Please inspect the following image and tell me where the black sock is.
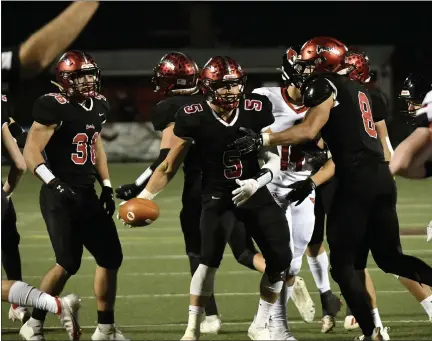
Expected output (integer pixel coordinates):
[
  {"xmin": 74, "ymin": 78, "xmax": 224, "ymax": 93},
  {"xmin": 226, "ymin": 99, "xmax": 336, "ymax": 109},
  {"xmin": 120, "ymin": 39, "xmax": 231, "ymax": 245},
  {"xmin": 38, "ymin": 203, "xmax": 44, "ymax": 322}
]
[
  {"xmin": 32, "ymin": 309, "xmax": 48, "ymax": 322},
  {"xmin": 97, "ymin": 310, "xmax": 114, "ymax": 324},
  {"xmin": 346, "ymin": 304, "xmax": 353, "ymax": 316}
]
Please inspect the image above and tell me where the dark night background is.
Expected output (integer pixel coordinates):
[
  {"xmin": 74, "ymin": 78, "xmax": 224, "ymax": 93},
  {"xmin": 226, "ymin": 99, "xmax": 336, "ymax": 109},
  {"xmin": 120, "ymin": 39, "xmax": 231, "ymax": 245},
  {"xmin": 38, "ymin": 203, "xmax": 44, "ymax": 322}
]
[{"xmin": 2, "ymin": 1, "xmax": 431, "ymax": 125}]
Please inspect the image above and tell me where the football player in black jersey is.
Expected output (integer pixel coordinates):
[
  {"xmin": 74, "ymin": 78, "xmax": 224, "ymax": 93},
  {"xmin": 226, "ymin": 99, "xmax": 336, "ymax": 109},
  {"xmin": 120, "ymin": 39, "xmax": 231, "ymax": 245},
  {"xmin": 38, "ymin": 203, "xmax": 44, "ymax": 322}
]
[
  {"xmin": 229, "ymin": 36, "xmax": 432, "ymax": 340},
  {"xmin": 140, "ymin": 56, "xmax": 291, "ymax": 340},
  {"xmin": 22, "ymin": 51, "xmax": 126, "ymax": 341},
  {"xmin": 115, "ymin": 52, "xmax": 263, "ymax": 334}
]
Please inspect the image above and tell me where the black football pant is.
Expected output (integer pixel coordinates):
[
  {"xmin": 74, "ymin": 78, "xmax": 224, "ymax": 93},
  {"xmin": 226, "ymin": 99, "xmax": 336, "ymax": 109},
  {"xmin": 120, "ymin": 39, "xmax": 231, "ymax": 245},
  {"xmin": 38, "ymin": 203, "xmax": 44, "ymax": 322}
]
[
  {"xmin": 33, "ymin": 184, "xmax": 124, "ymax": 321},
  {"xmin": 180, "ymin": 173, "xmax": 259, "ymax": 270},
  {"xmin": 327, "ymin": 162, "xmax": 432, "ymax": 336},
  {"xmin": 180, "ymin": 173, "xmax": 259, "ymax": 316},
  {"xmin": 40, "ymin": 185, "xmax": 123, "ymax": 275},
  {"xmin": 1, "ymin": 196, "xmax": 22, "ymax": 281},
  {"xmin": 200, "ymin": 188, "xmax": 292, "ymax": 277}
]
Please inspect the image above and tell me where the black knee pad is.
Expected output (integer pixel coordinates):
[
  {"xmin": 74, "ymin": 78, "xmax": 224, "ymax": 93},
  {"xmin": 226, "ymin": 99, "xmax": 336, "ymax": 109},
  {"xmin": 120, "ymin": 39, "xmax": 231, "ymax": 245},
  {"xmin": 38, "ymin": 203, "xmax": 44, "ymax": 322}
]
[
  {"xmin": 57, "ymin": 257, "xmax": 82, "ymax": 276},
  {"xmin": 95, "ymin": 250, "xmax": 123, "ymax": 271},
  {"xmin": 236, "ymin": 249, "xmax": 258, "ymax": 271}
]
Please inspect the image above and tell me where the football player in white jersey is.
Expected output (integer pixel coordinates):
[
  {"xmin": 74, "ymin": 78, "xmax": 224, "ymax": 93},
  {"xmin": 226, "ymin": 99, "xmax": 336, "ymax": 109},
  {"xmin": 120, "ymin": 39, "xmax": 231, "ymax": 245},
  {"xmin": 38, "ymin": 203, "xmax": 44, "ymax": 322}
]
[{"xmin": 247, "ymin": 48, "xmax": 341, "ymax": 340}]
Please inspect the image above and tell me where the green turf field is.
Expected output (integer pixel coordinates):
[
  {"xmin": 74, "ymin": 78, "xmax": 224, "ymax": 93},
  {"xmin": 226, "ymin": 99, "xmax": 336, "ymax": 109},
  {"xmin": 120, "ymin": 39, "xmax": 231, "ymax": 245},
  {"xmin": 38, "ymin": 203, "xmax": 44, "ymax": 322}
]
[{"xmin": 2, "ymin": 164, "xmax": 432, "ymax": 340}]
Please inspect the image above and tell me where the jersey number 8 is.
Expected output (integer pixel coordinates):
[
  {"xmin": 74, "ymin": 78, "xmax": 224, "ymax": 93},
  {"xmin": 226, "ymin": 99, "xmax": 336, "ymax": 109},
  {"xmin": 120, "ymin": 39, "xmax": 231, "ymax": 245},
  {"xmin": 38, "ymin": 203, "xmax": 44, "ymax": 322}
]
[
  {"xmin": 71, "ymin": 132, "xmax": 99, "ymax": 165},
  {"xmin": 358, "ymin": 91, "xmax": 377, "ymax": 139}
]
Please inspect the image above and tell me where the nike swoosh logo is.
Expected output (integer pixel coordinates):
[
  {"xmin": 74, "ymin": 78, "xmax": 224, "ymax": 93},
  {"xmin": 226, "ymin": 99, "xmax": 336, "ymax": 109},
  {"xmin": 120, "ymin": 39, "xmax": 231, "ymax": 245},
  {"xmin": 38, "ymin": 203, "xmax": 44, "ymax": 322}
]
[
  {"xmin": 212, "ymin": 196, "xmax": 220, "ymax": 200},
  {"xmin": 99, "ymin": 113, "xmax": 104, "ymax": 116}
]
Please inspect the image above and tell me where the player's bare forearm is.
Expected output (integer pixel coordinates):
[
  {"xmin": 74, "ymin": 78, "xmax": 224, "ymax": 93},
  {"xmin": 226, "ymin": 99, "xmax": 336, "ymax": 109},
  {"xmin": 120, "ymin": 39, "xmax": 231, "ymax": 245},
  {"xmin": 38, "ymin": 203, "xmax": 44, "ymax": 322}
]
[
  {"xmin": 94, "ymin": 137, "xmax": 110, "ymax": 183},
  {"xmin": 390, "ymin": 127, "xmax": 430, "ymax": 176},
  {"xmin": 141, "ymin": 137, "xmax": 190, "ymax": 196},
  {"xmin": 375, "ymin": 120, "xmax": 393, "ymax": 161},
  {"xmin": 19, "ymin": 1, "xmax": 99, "ymax": 77},
  {"xmin": 2, "ymin": 125, "xmax": 26, "ymax": 194},
  {"xmin": 311, "ymin": 158, "xmax": 335, "ymax": 186},
  {"xmin": 266, "ymin": 97, "xmax": 332, "ymax": 146},
  {"xmin": 23, "ymin": 122, "xmax": 55, "ymax": 175}
]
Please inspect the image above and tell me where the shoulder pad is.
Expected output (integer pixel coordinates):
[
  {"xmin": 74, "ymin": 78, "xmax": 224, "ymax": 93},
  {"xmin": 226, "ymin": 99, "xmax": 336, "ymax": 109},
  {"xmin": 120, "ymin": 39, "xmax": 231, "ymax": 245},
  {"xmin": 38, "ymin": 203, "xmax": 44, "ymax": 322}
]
[{"xmin": 302, "ymin": 76, "xmax": 336, "ymax": 108}]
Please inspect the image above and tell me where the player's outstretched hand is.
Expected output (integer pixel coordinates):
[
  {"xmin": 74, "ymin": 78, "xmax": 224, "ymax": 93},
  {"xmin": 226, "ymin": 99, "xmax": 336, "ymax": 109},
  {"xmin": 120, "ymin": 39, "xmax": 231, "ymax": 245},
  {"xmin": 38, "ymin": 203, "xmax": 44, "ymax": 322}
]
[
  {"xmin": 47, "ymin": 179, "xmax": 78, "ymax": 204},
  {"xmin": 285, "ymin": 178, "xmax": 316, "ymax": 206},
  {"xmin": 228, "ymin": 127, "xmax": 263, "ymax": 155},
  {"xmin": 232, "ymin": 179, "xmax": 259, "ymax": 207},
  {"xmin": 100, "ymin": 186, "xmax": 115, "ymax": 216},
  {"xmin": 116, "ymin": 201, "xmax": 132, "ymax": 228},
  {"xmin": 115, "ymin": 183, "xmax": 144, "ymax": 200}
]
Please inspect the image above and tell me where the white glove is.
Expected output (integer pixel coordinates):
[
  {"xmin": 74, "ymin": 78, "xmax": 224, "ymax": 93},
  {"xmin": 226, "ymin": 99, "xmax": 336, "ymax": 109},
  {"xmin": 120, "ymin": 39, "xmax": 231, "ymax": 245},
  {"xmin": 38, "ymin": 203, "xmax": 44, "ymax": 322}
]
[
  {"xmin": 116, "ymin": 201, "xmax": 132, "ymax": 228},
  {"xmin": 232, "ymin": 179, "xmax": 259, "ymax": 207},
  {"xmin": 427, "ymin": 220, "xmax": 432, "ymax": 243}
]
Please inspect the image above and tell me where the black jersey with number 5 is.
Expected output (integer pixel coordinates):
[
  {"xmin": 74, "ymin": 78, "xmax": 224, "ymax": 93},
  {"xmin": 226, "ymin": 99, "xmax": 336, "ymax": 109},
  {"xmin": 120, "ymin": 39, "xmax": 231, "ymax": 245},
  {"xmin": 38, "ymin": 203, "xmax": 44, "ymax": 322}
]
[
  {"xmin": 32, "ymin": 93, "xmax": 109, "ymax": 186},
  {"xmin": 173, "ymin": 93, "xmax": 274, "ymax": 195},
  {"xmin": 150, "ymin": 94, "xmax": 203, "ymax": 174},
  {"xmin": 303, "ymin": 73, "xmax": 384, "ymax": 169}
]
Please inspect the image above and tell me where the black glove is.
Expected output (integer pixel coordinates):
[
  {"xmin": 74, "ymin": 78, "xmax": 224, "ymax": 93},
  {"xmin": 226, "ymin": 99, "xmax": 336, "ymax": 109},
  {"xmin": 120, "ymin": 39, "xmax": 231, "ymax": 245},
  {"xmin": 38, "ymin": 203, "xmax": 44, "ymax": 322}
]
[
  {"xmin": 285, "ymin": 178, "xmax": 316, "ymax": 206},
  {"xmin": 227, "ymin": 127, "xmax": 263, "ymax": 154},
  {"xmin": 47, "ymin": 178, "xmax": 78, "ymax": 204},
  {"xmin": 115, "ymin": 182, "xmax": 145, "ymax": 200},
  {"xmin": 305, "ymin": 150, "xmax": 329, "ymax": 171},
  {"xmin": 100, "ymin": 186, "xmax": 115, "ymax": 216}
]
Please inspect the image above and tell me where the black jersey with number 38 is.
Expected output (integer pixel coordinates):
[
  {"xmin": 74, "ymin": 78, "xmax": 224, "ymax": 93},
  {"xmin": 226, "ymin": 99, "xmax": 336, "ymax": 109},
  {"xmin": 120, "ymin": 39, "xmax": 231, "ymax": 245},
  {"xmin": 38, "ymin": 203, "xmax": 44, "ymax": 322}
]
[
  {"xmin": 174, "ymin": 93, "xmax": 274, "ymax": 195},
  {"xmin": 303, "ymin": 73, "xmax": 384, "ymax": 169},
  {"xmin": 32, "ymin": 93, "xmax": 109, "ymax": 186}
]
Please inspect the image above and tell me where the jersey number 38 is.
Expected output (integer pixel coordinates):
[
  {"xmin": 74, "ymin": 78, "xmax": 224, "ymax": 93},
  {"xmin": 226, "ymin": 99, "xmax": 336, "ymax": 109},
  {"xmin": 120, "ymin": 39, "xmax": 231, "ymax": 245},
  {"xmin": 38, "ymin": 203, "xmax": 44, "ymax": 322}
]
[{"xmin": 71, "ymin": 132, "xmax": 99, "ymax": 165}]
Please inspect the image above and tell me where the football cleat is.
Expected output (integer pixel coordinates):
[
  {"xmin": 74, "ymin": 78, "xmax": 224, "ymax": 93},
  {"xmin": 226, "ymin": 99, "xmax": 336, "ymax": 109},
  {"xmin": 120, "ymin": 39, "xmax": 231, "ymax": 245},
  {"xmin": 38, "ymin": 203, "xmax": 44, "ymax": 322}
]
[
  {"xmin": 427, "ymin": 220, "xmax": 432, "ymax": 242},
  {"xmin": 180, "ymin": 328, "xmax": 199, "ymax": 340},
  {"xmin": 19, "ymin": 318, "xmax": 45, "ymax": 340},
  {"xmin": 268, "ymin": 317, "xmax": 297, "ymax": 340},
  {"xmin": 344, "ymin": 315, "xmax": 360, "ymax": 330},
  {"xmin": 291, "ymin": 276, "xmax": 315, "ymax": 323},
  {"xmin": 248, "ymin": 316, "xmax": 270, "ymax": 341},
  {"xmin": 8, "ymin": 305, "xmax": 31, "ymax": 324},
  {"xmin": 321, "ymin": 315, "xmax": 336, "ymax": 333},
  {"xmin": 354, "ymin": 326, "xmax": 390, "ymax": 341},
  {"xmin": 200, "ymin": 315, "xmax": 222, "ymax": 334},
  {"xmin": 57, "ymin": 294, "xmax": 82, "ymax": 340},
  {"xmin": 91, "ymin": 325, "xmax": 129, "ymax": 340}
]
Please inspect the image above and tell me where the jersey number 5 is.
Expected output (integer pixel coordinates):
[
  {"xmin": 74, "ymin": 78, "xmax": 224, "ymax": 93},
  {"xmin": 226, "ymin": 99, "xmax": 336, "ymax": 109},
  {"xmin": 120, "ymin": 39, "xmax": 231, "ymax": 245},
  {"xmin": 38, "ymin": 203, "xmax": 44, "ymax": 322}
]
[
  {"xmin": 223, "ymin": 150, "xmax": 243, "ymax": 179},
  {"xmin": 358, "ymin": 91, "xmax": 377, "ymax": 138},
  {"xmin": 71, "ymin": 132, "xmax": 99, "ymax": 165}
]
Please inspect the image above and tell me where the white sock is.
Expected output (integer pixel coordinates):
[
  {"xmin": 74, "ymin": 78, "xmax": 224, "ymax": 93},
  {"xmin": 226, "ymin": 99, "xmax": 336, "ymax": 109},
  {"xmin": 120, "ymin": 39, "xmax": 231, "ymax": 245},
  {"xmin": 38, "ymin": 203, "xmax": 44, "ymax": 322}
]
[
  {"xmin": 420, "ymin": 295, "xmax": 432, "ymax": 318},
  {"xmin": 255, "ymin": 298, "xmax": 274, "ymax": 326},
  {"xmin": 286, "ymin": 284, "xmax": 293, "ymax": 304},
  {"xmin": 187, "ymin": 305, "xmax": 204, "ymax": 331},
  {"xmin": 270, "ymin": 283, "xmax": 287, "ymax": 326},
  {"xmin": 307, "ymin": 252, "xmax": 331, "ymax": 294},
  {"xmin": 8, "ymin": 281, "xmax": 59, "ymax": 314},
  {"xmin": 371, "ymin": 308, "xmax": 383, "ymax": 328}
]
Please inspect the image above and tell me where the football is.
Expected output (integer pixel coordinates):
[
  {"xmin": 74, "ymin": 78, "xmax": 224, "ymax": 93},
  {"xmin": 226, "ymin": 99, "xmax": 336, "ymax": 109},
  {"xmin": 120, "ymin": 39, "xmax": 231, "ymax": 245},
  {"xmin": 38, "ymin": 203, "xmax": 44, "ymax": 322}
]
[{"xmin": 119, "ymin": 198, "xmax": 160, "ymax": 227}]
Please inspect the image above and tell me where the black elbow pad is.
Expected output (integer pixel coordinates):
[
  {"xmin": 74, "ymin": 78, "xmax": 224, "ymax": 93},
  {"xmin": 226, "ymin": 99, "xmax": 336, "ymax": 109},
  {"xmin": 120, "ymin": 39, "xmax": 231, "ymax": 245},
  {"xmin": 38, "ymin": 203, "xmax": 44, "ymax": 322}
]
[{"xmin": 302, "ymin": 77, "xmax": 334, "ymax": 108}]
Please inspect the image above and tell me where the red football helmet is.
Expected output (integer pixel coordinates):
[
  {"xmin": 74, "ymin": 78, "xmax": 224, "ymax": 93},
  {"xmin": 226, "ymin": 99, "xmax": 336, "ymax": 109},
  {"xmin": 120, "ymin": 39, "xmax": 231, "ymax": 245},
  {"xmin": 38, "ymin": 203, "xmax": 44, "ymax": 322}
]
[
  {"xmin": 152, "ymin": 52, "xmax": 200, "ymax": 95},
  {"xmin": 294, "ymin": 37, "xmax": 348, "ymax": 75},
  {"xmin": 55, "ymin": 50, "xmax": 101, "ymax": 99},
  {"xmin": 200, "ymin": 56, "xmax": 246, "ymax": 110},
  {"xmin": 343, "ymin": 50, "xmax": 371, "ymax": 83}
]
